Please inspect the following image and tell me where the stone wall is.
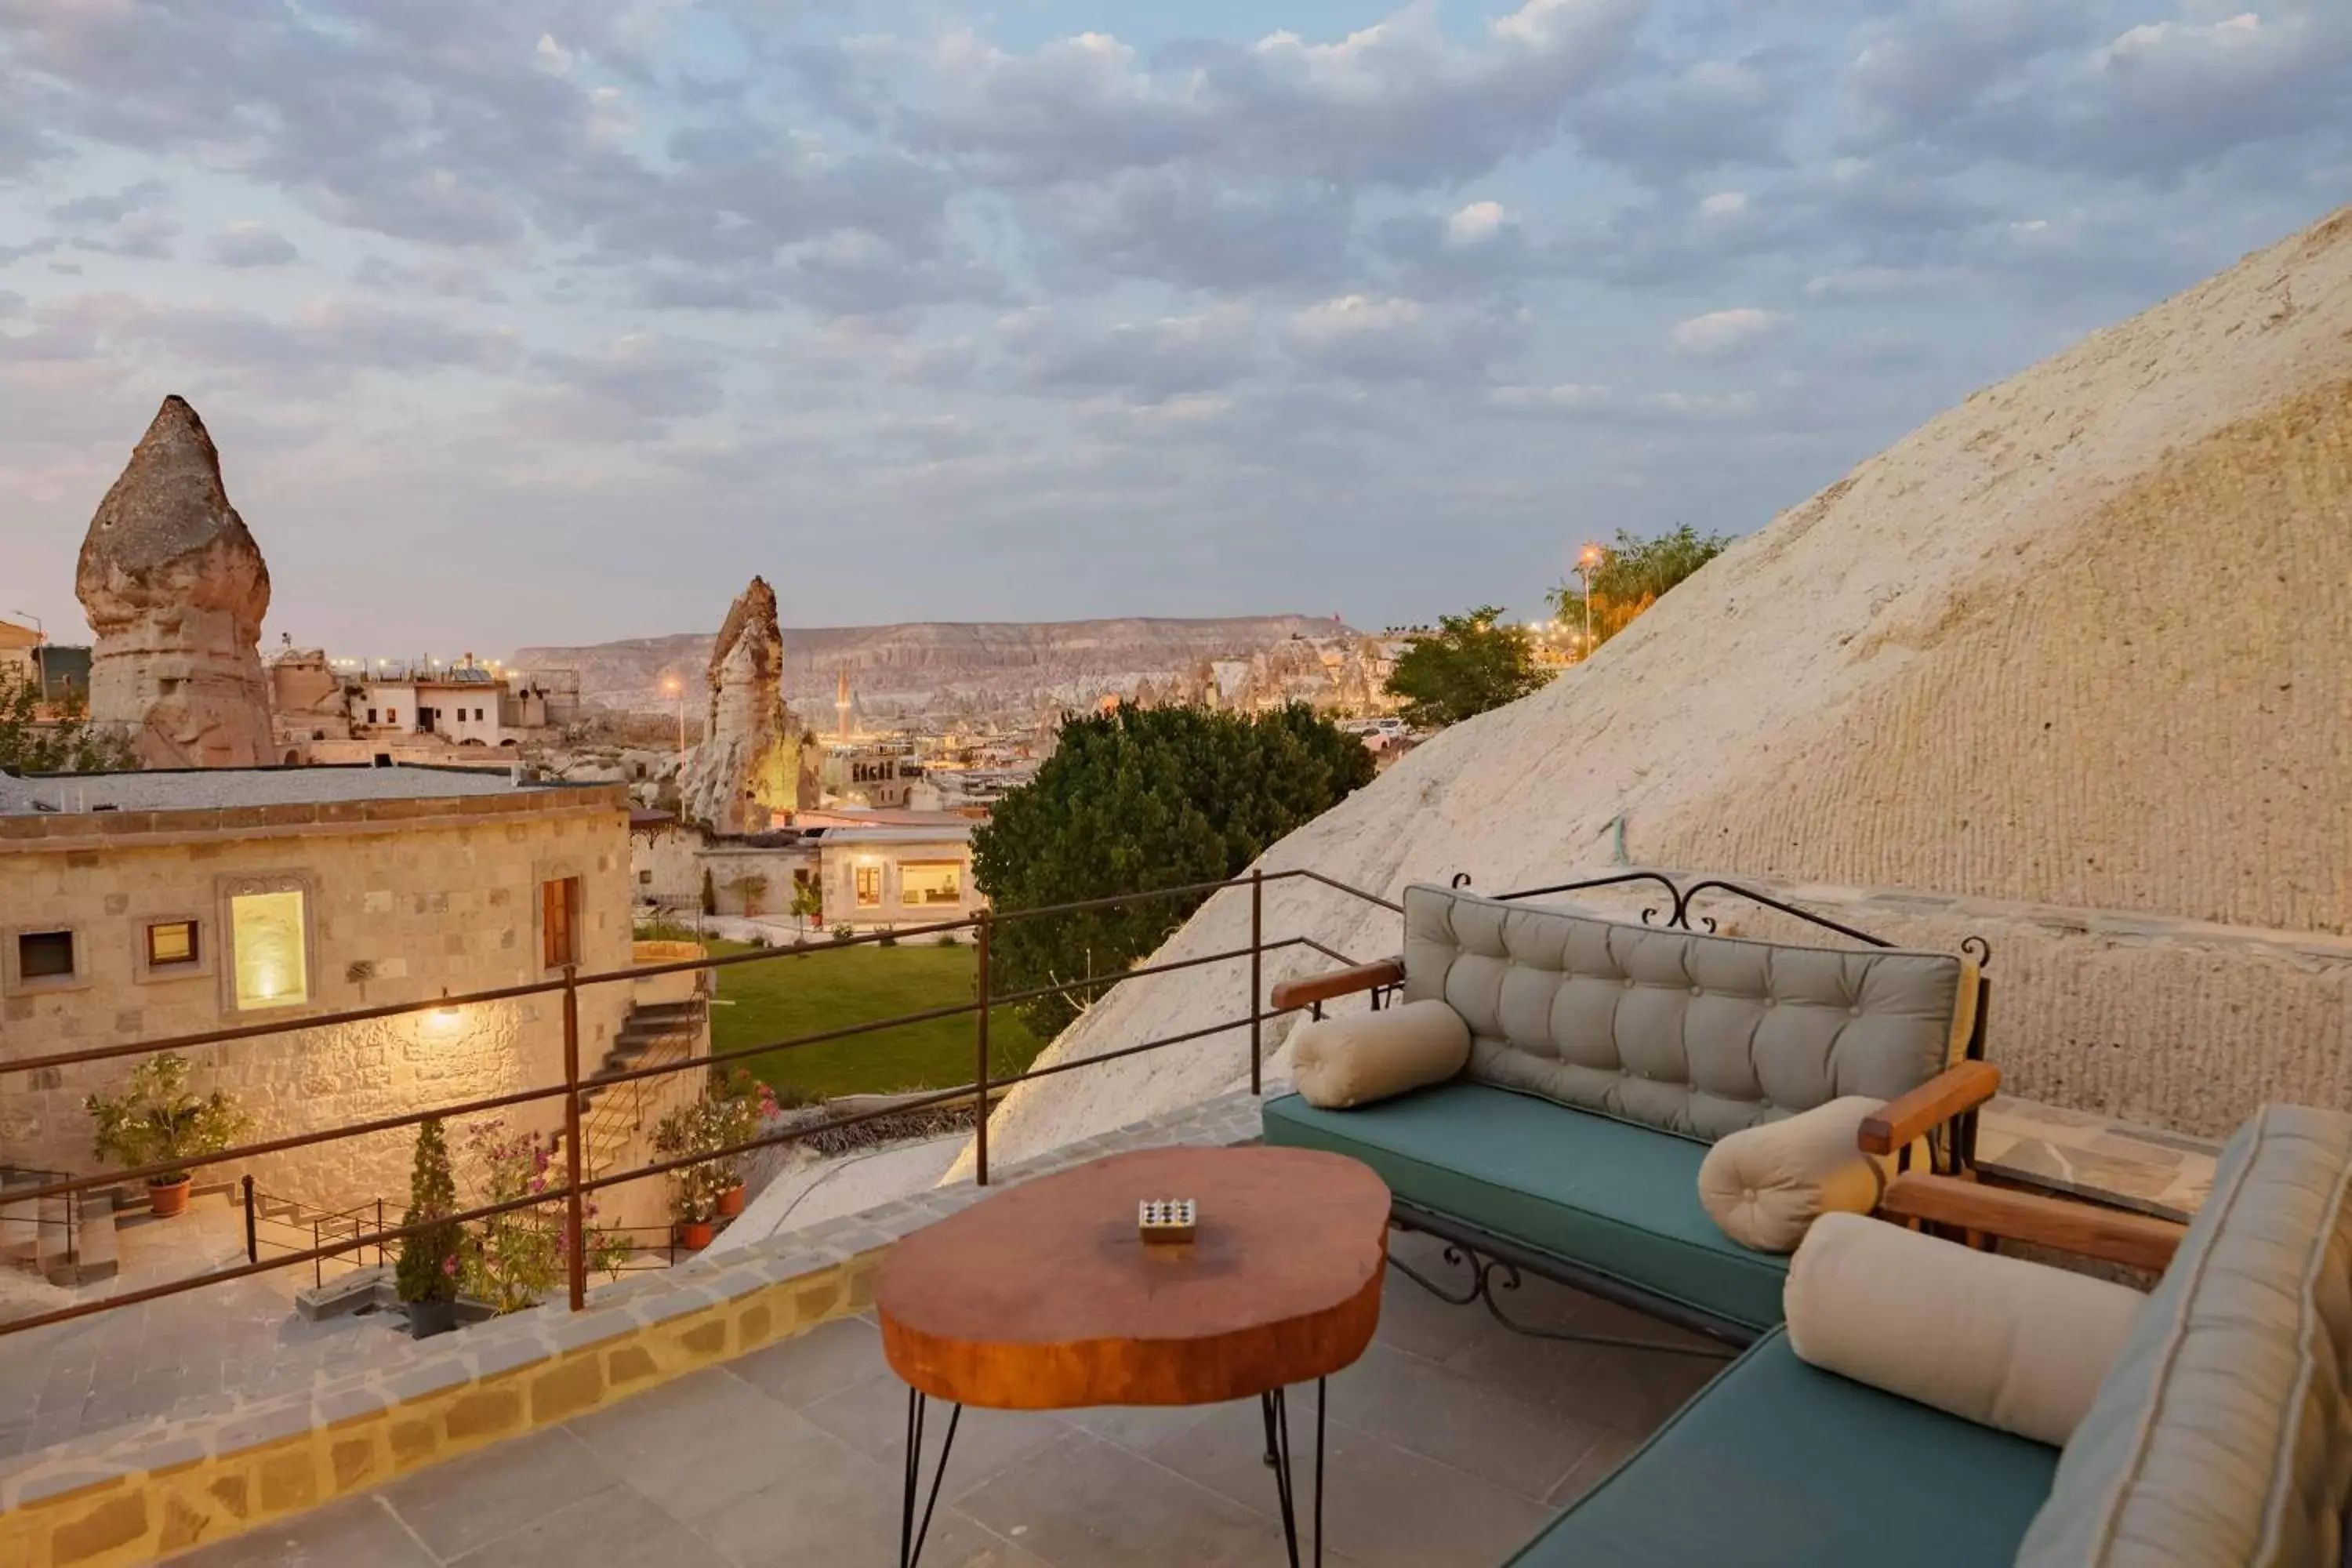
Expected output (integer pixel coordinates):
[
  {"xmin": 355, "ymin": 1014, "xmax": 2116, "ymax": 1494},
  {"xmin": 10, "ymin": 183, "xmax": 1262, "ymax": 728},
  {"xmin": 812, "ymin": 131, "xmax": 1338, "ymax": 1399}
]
[{"xmin": 0, "ymin": 789, "xmax": 635, "ymax": 1208}]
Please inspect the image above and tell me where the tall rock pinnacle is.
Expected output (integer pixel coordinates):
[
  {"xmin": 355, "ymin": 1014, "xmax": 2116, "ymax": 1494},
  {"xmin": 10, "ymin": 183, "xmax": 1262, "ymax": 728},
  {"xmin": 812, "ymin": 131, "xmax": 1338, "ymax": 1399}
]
[
  {"xmin": 74, "ymin": 396, "xmax": 276, "ymax": 768},
  {"xmin": 680, "ymin": 576, "xmax": 817, "ymax": 833}
]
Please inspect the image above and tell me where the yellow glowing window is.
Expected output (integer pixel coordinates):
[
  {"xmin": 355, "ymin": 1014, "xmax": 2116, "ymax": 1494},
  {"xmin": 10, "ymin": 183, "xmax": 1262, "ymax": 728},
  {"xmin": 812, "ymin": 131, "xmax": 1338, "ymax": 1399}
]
[
  {"xmin": 146, "ymin": 920, "xmax": 198, "ymax": 967},
  {"xmin": 899, "ymin": 862, "xmax": 962, "ymax": 907},
  {"xmin": 230, "ymin": 890, "xmax": 309, "ymax": 1010},
  {"xmin": 855, "ymin": 864, "xmax": 882, "ymax": 907}
]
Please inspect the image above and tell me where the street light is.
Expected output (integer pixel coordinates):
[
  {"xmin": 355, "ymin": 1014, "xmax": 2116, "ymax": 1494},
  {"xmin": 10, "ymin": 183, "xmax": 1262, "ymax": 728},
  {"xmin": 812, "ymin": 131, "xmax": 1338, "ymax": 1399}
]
[
  {"xmin": 6, "ymin": 611, "xmax": 42, "ymax": 643},
  {"xmin": 663, "ymin": 677, "xmax": 685, "ymax": 769},
  {"xmin": 1576, "ymin": 544, "xmax": 1604, "ymax": 659}
]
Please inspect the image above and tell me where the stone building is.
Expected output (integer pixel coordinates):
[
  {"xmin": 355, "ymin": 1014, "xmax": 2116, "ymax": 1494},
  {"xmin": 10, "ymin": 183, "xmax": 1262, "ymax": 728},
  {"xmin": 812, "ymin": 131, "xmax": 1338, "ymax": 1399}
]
[
  {"xmin": 0, "ymin": 764, "xmax": 654, "ymax": 1210},
  {"xmin": 75, "ymin": 397, "xmax": 276, "ymax": 768},
  {"xmin": 636, "ymin": 815, "xmax": 984, "ymax": 932},
  {"xmin": 0, "ymin": 619, "xmax": 38, "ymax": 691}
]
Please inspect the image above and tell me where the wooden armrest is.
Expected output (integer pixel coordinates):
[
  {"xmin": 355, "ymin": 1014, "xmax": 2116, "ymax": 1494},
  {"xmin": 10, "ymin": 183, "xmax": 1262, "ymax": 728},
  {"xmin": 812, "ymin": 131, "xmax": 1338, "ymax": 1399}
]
[
  {"xmin": 1270, "ymin": 959, "xmax": 1405, "ymax": 1013},
  {"xmin": 1859, "ymin": 1061, "xmax": 2002, "ymax": 1156},
  {"xmin": 1878, "ymin": 1172, "xmax": 2186, "ymax": 1273}
]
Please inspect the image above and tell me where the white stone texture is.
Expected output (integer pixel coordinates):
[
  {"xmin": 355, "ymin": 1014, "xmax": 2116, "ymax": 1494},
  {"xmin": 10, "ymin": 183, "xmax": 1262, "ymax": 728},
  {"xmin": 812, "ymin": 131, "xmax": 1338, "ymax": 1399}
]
[
  {"xmin": 955, "ymin": 204, "xmax": 2352, "ymax": 1178},
  {"xmin": 74, "ymin": 396, "xmax": 276, "ymax": 768}
]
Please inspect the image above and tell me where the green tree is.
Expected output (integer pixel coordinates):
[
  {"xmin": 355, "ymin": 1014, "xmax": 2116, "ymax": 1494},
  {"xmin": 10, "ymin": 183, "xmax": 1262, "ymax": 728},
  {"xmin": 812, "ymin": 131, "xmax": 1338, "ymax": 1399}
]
[
  {"xmin": 396, "ymin": 1117, "xmax": 462, "ymax": 1307},
  {"xmin": 1381, "ymin": 607, "xmax": 1547, "ymax": 729},
  {"xmin": 1550, "ymin": 524, "xmax": 1731, "ymax": 652},
  {"xmin": 0, "ymin": 667, "xmax": 134, "ymax": 774},
  {"xmin": 971, "ymin": 703, "xmax": 1376, "ymax": 1036}
]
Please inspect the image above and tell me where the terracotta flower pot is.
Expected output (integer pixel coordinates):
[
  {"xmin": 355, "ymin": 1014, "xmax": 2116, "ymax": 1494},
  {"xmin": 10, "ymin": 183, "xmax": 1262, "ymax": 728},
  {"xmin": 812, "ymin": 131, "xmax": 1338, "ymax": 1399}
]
[
  {"xmin": 717, "ymin": 1182, "xmax": 747, "ymax": 1218},
  {"xmin": 147, "ymin": 1174, "xmax": 193, "ymax": 1218},
  {"xmin": 677, "ymin": 1219, "xmax": 714, "ymax": 1250}
]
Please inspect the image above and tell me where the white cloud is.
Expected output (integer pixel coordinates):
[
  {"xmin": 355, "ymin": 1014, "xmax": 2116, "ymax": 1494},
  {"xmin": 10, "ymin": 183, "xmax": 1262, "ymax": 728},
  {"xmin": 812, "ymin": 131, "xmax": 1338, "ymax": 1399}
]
[
  {"xmin": 535, "ymin": 34, "xmax": 575, "ymax": 76},
  {"xmin": 1697, "ymin": 191, "xmax": 1747, "ymax": 218},
  {"xmin": 1446, "ymin": 201, "xmax": 1512, "ymax": 244},
  {"xmin": 1282, "ymin": 293, "xmax": 1518, "ymax": 382},
  {"xmin": 902, "ymin": 0, "xmax": 1646, "ymax": 188},
  {"xmin": 208, "ymin": 221, "xmax": 298, "ymax": 268},
  {"xmin": 1288, "ymin": 293, "xmax": 1428, "ymax": 342},
  {"xmin": 1669, "ymin": 307, "xmax": 1785, "ymax": 359},
  {"xmin": 1804, "ymin": 267, "xmax": 1935, "ymax": 301},
  {"xmin": 1486, "ymin": 382, "xmax": 1760, "ymax": 421}
]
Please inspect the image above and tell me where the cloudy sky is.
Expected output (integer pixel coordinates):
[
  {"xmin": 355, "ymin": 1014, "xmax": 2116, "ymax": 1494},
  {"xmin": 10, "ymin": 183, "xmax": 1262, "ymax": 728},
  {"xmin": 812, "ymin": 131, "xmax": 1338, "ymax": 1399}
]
[{"xmin": 2, "ymin": 1, "xmax": 2344, "ymax": 653}]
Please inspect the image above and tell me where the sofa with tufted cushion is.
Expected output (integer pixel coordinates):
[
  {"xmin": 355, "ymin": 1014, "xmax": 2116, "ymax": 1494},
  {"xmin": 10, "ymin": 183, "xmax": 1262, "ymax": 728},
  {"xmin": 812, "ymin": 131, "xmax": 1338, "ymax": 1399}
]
[
  {"xmin": 1262, "ymin": 880, "xmax": 1992, "ymax": 1341},
  {"xmin": 1502, "ymin": 1104, "xmax": 2352, "ymax": 1567}
]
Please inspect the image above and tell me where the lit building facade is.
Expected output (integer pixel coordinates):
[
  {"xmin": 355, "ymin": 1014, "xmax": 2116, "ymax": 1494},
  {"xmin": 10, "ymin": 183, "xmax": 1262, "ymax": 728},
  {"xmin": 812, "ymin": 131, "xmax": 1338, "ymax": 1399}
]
[{"xmin": 0, "ymin": 767, "xmax": 636, "ymax": 1207}]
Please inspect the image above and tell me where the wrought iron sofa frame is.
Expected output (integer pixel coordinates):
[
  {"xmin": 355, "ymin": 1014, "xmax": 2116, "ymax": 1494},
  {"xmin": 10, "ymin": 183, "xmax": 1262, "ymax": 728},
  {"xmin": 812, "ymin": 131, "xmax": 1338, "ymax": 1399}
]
[{"xmin": 1268, "ymin": 871, "xmax": 1998, "ymax": 1357}]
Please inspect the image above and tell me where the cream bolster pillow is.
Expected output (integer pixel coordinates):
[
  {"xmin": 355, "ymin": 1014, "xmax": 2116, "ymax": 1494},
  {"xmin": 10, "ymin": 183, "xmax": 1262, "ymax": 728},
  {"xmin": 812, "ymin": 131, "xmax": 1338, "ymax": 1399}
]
[
  {"xmin": 1697, "ymin": 1097, "xmax": 1891, "ymax": 1253},
  {"xmin": 1787, "ymin": 1213, "xmax": 2149, "ymax": 1450},
  {"xmin": 1290, "ymin": 1000, "xmax": 1471, "ymax": 1109}
]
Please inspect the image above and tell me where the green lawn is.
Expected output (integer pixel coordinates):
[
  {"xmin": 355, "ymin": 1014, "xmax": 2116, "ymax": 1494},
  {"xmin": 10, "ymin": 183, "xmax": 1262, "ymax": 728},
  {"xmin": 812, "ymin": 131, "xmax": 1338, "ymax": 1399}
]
[{"xmin": 706, "ymin": 939, "xmax": 1045, "ymax": 1103}]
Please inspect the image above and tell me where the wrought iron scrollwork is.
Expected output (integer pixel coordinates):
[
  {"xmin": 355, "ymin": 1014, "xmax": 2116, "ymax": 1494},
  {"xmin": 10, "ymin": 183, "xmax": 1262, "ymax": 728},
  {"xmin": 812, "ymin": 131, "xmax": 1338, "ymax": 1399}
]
[
  {"xmin": 1959, "ymin": 934, "xmax": 1992, "ymax": 968},
  {"xmin": 1386, "ymin": 1243, "xmax": 1733, "ymax": 1359}
]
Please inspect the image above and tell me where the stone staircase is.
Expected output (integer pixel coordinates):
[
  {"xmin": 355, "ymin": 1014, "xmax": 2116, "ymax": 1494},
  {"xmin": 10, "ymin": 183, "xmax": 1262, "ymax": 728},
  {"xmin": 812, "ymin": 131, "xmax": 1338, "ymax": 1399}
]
[
  {"xmin": 0, "ymin": 1167, "xmax": 119, "ymax": 1287},
  {"xmin": 554, "ymin": 995, "xmax": 710, "ymax": 1181}
]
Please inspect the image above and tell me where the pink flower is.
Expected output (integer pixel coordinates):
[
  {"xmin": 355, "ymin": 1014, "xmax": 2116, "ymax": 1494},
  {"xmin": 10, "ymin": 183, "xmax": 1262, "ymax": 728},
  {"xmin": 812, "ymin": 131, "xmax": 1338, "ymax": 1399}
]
[{"xmin": 441, "ymin": 1255, "xmax": 457, "ymax": 1277}]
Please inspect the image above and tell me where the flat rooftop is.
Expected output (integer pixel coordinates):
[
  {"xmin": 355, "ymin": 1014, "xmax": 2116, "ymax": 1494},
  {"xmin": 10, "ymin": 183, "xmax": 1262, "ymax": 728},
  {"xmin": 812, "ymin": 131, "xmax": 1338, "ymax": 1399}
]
[{"xmin": 0, "ymin": 763, "xmax": 583, "ymax": 818}]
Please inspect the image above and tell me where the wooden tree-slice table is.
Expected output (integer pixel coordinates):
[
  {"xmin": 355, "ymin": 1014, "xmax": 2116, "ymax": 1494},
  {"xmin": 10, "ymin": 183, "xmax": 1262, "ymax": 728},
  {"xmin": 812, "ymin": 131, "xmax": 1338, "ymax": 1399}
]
[{"xmin": 876, "ymin": 1145, "xmax": 1391, "ymax": 1566}]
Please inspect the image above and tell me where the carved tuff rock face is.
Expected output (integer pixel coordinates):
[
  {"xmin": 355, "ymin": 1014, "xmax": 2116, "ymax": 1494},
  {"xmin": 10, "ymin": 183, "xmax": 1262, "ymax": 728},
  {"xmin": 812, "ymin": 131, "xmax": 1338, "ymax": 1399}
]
[
  {"xmin": 77, "ymin": 395, "xmax": 272, "ymax": 626},
  {"xmin": 74, "ymin": 395, "xmax": 275, "ymax": 767},
  {"xmin": 682, "ymin": 575, "xmax": 815, "ymax": 832}
]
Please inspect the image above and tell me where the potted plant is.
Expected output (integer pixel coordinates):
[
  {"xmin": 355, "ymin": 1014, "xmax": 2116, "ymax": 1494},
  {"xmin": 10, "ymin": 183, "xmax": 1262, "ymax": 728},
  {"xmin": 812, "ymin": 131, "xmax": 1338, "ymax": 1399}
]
[
  {"xmin": 396, "ymin": 1117, "xmax": 464, "ymax": 1338},
  {"xmin": 455, "ymin": 1120, "xmax": 630, "ymax": 1313},
  {"xmin": 733, "ymin": 873, "xmax": 769, "ymax": 919},
  {"xmin": 84, "ymin": 1053, "xmax": 249, "ymax": 1218},
  {"xmin": 655, "ymin": 1101, "xmax": 722, "ymax": 1248},
  {"xmin": 709, "ymin": 1069, "xmax": 779, "ymax": 1218}
]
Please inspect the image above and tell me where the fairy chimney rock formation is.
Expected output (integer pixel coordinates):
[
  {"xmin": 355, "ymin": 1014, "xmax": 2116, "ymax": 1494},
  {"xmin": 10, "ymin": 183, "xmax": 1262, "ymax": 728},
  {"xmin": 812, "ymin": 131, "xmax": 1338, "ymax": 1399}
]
[
  {"xmin": 75, "ymin": 396, "xmax": 275, "ymax": 768},
  {"xmin": 680, "ymin": 577, "xmax": 816, "ymax": 833}
]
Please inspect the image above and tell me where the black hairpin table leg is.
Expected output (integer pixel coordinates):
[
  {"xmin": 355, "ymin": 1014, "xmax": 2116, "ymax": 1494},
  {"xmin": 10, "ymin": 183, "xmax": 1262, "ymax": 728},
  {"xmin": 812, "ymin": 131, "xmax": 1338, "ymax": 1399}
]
[
  {"xmin": 899, "ymin": 1387, "xmax": 962, "ymax": 1568},
  {"xmin": 1260, "ymin": 1378, "xmax": 1327, "ymax": 1566}
]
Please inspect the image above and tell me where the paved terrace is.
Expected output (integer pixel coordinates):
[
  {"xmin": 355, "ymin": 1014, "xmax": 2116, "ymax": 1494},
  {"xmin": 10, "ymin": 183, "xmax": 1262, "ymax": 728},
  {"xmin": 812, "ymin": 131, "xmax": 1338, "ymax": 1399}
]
[
  {"xmin": 173, "ymin": 1229, "xmax": 1715, "ymax": 1568},
  {"xmin": 76, "ymin": 1090, "xmax": 1719, "ymax": 1568}
]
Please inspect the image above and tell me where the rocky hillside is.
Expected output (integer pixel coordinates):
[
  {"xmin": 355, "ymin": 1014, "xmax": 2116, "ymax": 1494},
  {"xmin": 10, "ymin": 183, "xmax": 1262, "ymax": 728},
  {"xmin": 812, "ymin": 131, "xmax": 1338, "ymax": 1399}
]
[
  {"xmin": 513, "ymin": 614, "xmax": 1378, "ymax": 725},
  {"xmin": 956, "ymin": 203, "xmax": 2352, "ymax": 1178}
]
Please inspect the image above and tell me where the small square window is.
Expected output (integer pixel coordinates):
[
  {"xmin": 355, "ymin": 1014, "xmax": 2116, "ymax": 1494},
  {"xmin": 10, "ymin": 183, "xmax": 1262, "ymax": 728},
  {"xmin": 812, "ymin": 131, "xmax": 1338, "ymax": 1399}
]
[
  {"xmin": 18, "ymin": 931, "xmax": 74, "ymax": 980},
  {"xmin": 147, "ymin": 920, "xmax": 199, "ymax": 967}
]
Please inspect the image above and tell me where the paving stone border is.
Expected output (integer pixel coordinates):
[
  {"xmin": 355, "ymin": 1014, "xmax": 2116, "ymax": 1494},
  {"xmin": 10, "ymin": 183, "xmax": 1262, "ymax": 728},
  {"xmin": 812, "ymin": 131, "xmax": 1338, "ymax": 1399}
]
[{"xmin": 0, "ymin": 1089, "xmax": 1262, "ymax": 1568}]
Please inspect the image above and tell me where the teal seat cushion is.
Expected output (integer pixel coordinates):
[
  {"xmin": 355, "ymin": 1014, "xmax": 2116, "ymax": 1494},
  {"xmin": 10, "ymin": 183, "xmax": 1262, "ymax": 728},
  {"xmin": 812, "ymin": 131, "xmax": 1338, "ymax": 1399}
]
[
  {"xmin": 1510, "ymin": 1330, "xmax": 2060, "ymax": 1567},
  {"xmin": 1261, "ymin": 1083, "xmax": 1788, "ymax": 1330}
]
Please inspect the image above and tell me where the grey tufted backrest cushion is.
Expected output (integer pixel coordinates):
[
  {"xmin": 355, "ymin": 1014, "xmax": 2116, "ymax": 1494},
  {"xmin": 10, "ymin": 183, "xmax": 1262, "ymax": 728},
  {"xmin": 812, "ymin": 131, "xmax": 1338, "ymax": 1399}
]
[
  {"xmin": 2015, "ymin": 1105, "xmax": 2352, "ymax": 1568},
  {"xmin": 1400, "ymin": 884, "xmax": 1969, "ymax": 1142}
]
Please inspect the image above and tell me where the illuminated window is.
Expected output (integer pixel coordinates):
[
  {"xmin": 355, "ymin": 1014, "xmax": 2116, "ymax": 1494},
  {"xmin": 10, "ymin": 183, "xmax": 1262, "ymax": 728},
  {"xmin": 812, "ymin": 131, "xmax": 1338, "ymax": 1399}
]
[
  {"xmin": 146, "ymin": 920, "xmax": 198, "ymax": 967},
  {"xmin": 386, "ymin": 708, "xmax": 398, "ymax": 724},
  {"xmin": 229, "ymin": 887, "xmax": 309, "ymax": 1010},
  {"xmin": 17, "ymin": 931, "xmax": 74, "ymax": 981},
  {"xmin": 855, "ymin": 864, "xmax": 881, "ymax": 907},
  {"xmin": 899, "ymin": 862, "xmax": 962, "ymax": 907}
]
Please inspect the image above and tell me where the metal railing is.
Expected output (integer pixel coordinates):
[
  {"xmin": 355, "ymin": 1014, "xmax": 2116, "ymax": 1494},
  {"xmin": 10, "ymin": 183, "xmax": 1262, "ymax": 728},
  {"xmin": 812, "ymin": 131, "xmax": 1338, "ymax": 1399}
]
[
  {"xmin": 240, "ymin": 1179, "xmax": 397, "ymax": 1289},
  {"xmin": 0, "ymin": 866, "xmax": 1399, "ymax": 1340}
]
